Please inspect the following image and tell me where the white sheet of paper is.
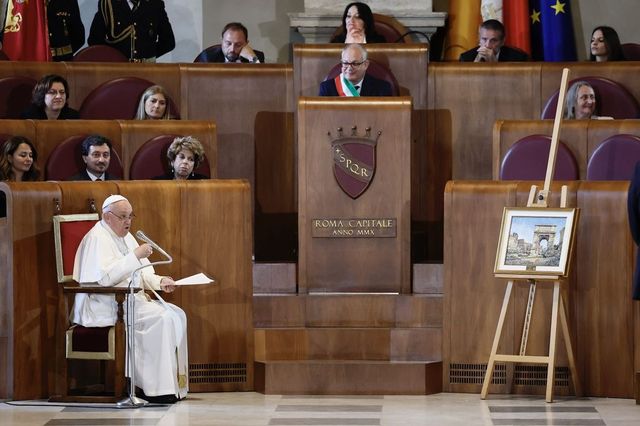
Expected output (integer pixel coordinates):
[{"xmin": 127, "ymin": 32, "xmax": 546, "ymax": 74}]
[{"xmin": 175, "ymin": 273, "xmax": 215, "ymax": 286}]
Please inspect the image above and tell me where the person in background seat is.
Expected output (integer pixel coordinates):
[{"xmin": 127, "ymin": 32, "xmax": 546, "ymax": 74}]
[
  {"xmin": 331, "ymin": 2, "xmax": 385, "ymax": 43},
  {"xmin": 319, "ymin": 44, "xmax": 392, "ymax": 97},
  {"xmin": 153, "ymin": 136, "xmax": 208, "ymax": 180},
  {"xmin": 68, "ymin": 135, "xmax": 120, "ymax": 181},
  {"xmin": 20, "ymin": 74, "xmax": 80, "ymax": 120},
  {"xmin": 590, "ymin": 26, "xmax": 626, "ymax": 62},
  {"xmin": 459, "ymin": 19, "xmax": 529, "ymax": 62},
  {"xmin": 563, "ymin": 81, "xmax": 598, "ymax": 119},
  {"xmin": 135, "ymin": 85, "xmax": 173, "ymax": 120},
  {"xmin": 0, "ymin": 136, "xmax": 40, "ymax": 181},
  {"xmin": 196, "ymin": 22, "xmax": 265, "ymax": 63}
]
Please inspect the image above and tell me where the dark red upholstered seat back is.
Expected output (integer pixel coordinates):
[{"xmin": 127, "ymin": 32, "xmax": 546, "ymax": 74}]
[
  {"xmin": 129, "ymin": 135, "xmax": 212, "ymax": 180},
  {"xmin": 587, "ymin": 134, "xmax": 640, "ymax": 180},
  {"xmin": 622, "ymin": 43, "xmax": 640, "ymax": 61},
  {"xmin": 0, "ymin": 76, "xmax": 37, "ymax": 118},
  {"xmin": 325, "ymin": 60, "xmax": 399, "ymax": 96},
  {"xmin": 79, "ymin": 77, "xmax": 180, "ymax": 120},
  {"xmin": 500, "ymin": 135, "xmax": 579, "ymax": 180},
  {"xmin": 73, "ymin": 45, "xmax": 128, "ymax": 62},
  {"xmin": 59, "ymin": 219, "xmax": 97, "ymax": 278},
  {"xmin": 45, "ymin": 135, "xmax": 124, "ymax": 180},
  {"xmin": 542, "ymin": 76, "xmax": 640, "ymax": 119}
]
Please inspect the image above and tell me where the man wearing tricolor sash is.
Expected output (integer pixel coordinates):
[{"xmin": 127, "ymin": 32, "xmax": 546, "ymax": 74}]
[{"xmin": 319, "ymin": 44, "xmax": 393, "ymax": 97}]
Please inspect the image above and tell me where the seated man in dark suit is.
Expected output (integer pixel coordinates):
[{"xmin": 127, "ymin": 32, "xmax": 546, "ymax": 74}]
[
  {"xmin": 319, "ymin": 44, "xmax": 393, "ymax": 97},
  {"xmin": 196, "ymin": 22, "xmax": 265, "ymax": 63},
  {"xmin": 459, "ymin": 19, "xmax": 528, "ymax": 62},
  {"xmin": 68, "ymin": 135, "xmax": 120, "ymax": 181}
]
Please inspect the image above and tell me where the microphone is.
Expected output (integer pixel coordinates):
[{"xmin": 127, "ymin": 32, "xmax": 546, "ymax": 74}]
[
  {"xmin": 136, "ymin": 230, "xmax": 171, "ymax": 260},
  {"xmin": 393, "ymin": 30, "xmax": 431, "ymax": 44}
]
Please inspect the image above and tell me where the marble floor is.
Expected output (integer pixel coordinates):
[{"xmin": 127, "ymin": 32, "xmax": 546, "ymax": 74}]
[{"xmin": 1, "ymin": 392, "xmax": 639, "ymax": 425}]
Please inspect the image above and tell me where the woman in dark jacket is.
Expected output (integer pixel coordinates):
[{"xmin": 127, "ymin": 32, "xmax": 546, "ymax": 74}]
[
  {"xmin": 20, "ymin": 74, "xmax": 80, "ymax": 120},
  {"xmin": 153, "ymin": 136, "xmax": 208, "ymax": 180},
  {"xmin": 330, "ymin": 2, "xmax": 386, "ymax": 44}
]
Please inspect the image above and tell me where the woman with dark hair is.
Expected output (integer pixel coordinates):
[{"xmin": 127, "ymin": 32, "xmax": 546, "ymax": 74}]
[
  {"xmin": 590, "ymin": 26, "xmax": 625, "ymax": 62},
  {"xmin": 135, "ymin": 85, "xmax": 173, "ymax": 120},
  {"xmin": 20, "ymin": 74, "xmax": 80, "ymax": 120},
  {"xmin": 330, "ymin": 2, "xmax": 386, "ymax": 44},
  {"xmin": 0, "ymin": 136, "xmax": 41, "ymax": 181},
  {"xmin": 153, "ymin": 136, "xmax": 208, "ymax": 180}
]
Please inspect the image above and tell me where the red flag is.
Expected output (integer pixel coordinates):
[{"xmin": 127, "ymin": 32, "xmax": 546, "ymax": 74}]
[
  {"xmin": 504, "ymin": 0, "xmax": 531, "ymax": 55},
  {"xmin": 3, "ymin": 0, "xmax": 50, "ymax": 61}
]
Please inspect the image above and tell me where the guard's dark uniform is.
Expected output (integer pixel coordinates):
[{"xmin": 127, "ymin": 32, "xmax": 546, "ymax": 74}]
[
  {"xmin": 47, "ymin": 0, "xmax": 86, "ymax": 61},
  {"xmin": 88, "ymin": 0, "xmax": 175, "ymax": 62}
]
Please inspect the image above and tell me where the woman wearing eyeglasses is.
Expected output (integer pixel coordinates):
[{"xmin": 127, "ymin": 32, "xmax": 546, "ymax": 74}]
[{"xmin": 20, "ymin": 74, "xmax": 80, "ymax": 120}]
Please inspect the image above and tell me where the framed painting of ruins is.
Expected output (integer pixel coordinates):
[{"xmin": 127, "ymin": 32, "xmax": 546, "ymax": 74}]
[{"xmin": 494, "ymin": 207, "xmax": 578, "ymax": 277}]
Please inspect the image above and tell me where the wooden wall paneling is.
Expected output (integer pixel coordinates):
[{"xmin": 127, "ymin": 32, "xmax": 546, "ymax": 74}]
[
  {"xmin": 66, "ymin": 63, "xmax": 181, "ymax": 114},
  {"xmin": 180, "ymin": 64, "xmax": 294, "ymax": 259},
  {"xmin": 297, "ymin": 98, "xmax": 412, "ymax": 293},
  {"xmin": 0, "ymin": 120, "xmax": 37, "ymax": 144},
  {"xmin": 444, "ymin": 180, "xmax": 635, "ymax": 398},
  {"xmin": 34, "ymin": 120, "xmax": 122, "ymax": 178},
  {"xmin": 118, "ymin": 120, "xmax": 218, "ymax": 180},
  {"xmin": 443, "ymin": 181, "xmax": 518, "ymax": 393},
  {"xmin": 175, "ymin": 179, "xmax": 254, "ymax": 391},
  {"xmin": 431, "ymin": 63, "xmax": 541, "ymax": 181},
  {"xmin": 575, "ymin": 181, "xmax": 634, "ymax": 397},
  {"xmin": 0, "ymin": 182, "xmax": 61, "ymax": 399}
]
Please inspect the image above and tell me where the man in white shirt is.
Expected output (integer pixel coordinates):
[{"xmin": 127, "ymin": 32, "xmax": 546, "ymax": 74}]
[{"xmin": 72, "ymin": 194, "xmax": 188, "ymax": 403}]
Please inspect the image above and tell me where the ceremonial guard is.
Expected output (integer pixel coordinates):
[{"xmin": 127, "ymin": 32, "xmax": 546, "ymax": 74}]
[{"xmin": 88, "ymin": 0, "xmax": 175, "ymax": 62}]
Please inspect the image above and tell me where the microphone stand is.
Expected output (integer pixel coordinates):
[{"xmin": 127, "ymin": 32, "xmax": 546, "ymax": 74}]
[{"xmin": 117, "ymin": 236, "xmax": 172, "ymax": 408}]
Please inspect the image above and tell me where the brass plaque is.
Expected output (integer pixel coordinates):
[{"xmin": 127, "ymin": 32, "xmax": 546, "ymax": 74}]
[{"xmin": 311, "ymin": 218, "xmax": 396, "ymax": 238}]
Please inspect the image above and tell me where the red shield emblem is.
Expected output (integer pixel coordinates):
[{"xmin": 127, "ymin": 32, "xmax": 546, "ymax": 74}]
[{"xmin": 332, "ymin": 137, "xmax": 377, "ymax": 199}]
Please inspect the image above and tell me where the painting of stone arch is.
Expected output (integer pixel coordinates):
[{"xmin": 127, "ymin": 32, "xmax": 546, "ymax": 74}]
[{"xmin": 495, "ymin": 208, "xmax": 578, "ymax": 276}]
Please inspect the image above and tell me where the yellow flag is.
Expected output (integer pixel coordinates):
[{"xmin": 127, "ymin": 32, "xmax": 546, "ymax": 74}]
[{"xmin": 444, "ymin": 0, "xmax": 482, "ymax": 61}]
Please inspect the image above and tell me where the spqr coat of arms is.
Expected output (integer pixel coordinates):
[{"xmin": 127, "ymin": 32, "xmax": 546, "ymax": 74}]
[{"xmin": 329, "ymin": 127, "xmax": 381, "ymax": 199}]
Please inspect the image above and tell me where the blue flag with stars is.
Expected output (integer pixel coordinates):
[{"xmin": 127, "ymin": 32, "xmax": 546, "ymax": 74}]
[{"xmin": 529, "ymin": 0, "xmax": 577, "ymax": 61}]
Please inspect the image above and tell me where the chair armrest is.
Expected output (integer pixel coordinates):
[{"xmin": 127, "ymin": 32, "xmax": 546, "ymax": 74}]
[{"xmin": 63, "ymin": 286, "xmax": 141, "ymax": 295}]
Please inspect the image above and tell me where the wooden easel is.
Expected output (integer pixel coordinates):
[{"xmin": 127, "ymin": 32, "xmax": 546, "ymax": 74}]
[{"xmin": 480, "ymin": 68, "xmax": 582, "ymax": 403}]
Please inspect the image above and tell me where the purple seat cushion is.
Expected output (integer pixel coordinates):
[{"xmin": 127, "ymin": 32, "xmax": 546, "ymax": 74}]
[
  {"xmin": 0, "ymin": 76, "xmax": 37, "ymax": 119},
  {"xmin": 587, "ymin": 134, "xmax": 640, "ymax": 180},
  {"xmin": 500, "ymin": 135, "xmax": 579, "ymax": 180}
]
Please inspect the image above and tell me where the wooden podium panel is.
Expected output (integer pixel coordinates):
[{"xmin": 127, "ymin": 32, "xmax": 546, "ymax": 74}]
[{"xmin": 298, "ymin": 97, "xmax": 412, "ymax": 293}]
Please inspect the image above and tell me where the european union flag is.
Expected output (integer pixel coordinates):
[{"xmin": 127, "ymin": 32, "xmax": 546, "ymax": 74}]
[{"xmin": 529, "ymin": 0, "xmax": 577, "ymax": 61}]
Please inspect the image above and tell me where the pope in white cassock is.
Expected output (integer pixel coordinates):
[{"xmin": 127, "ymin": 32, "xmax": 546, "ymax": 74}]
[{"xmin": 72, "ymin": 194, "xmax": 188, "ymax": 402}]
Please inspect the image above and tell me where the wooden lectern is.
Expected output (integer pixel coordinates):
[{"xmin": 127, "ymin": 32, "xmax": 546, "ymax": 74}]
[{"xmin": 297, "ymin": 97, "xmax": 412, "ymax": 294}]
